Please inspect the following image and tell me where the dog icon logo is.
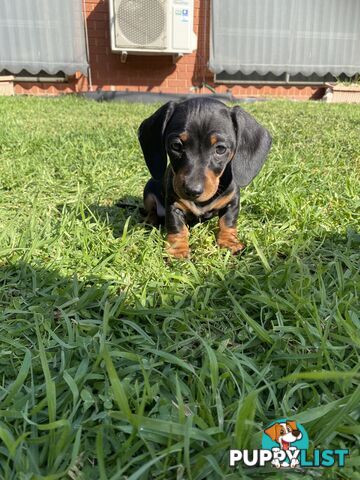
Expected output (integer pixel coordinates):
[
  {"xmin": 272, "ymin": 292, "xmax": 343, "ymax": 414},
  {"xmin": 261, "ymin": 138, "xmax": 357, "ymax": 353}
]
[
  {"xmin": 262, "ymin": 419, "xmax": 309, "ymax": 468},
  {"xmin": 230, "ymin": 418, "xmax": 348, "ymax": 469}
]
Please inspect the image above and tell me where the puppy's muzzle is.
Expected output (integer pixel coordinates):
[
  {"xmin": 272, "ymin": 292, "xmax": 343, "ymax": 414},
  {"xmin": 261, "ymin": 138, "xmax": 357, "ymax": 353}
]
[{"xmin": 182, "ymin": 181, "xmax": 204, "ymax": 199}]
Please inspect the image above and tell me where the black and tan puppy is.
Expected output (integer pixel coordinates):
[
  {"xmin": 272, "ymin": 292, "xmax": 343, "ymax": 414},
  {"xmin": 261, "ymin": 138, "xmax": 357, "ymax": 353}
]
[{"xmin": 138, "ymin": 97, "xmax": 272, "ymax": 258}]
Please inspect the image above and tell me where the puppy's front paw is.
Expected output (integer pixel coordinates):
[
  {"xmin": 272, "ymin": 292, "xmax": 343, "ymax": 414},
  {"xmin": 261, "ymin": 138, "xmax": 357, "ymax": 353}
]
[
  {"xmin": 166, "ymin": 244, "xmax": 190, "ymax": 259},
  {"xmin": 217, "ymin": 228, "xmax": 245, "ymax": 255},
  {"xmin": 166, "ymin": 230, "xmax": 190, "ymax": 259},
  {"xmin": 272, "ymin": 459, "xmax": 281, "ymax": 469}
]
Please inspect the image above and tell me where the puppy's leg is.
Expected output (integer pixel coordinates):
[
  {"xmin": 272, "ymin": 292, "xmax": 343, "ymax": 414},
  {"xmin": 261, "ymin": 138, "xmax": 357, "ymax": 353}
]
[
  {"xmin": 143, "ymin": 179, "xmax": 165, "ymax": 226},
  {"xmin": 217, "ymin": 196, "xmax": 245, "ymax": 254},
  {"xmin": 165, "ymin": 204, "xmax": 190, "ymax": 259}
]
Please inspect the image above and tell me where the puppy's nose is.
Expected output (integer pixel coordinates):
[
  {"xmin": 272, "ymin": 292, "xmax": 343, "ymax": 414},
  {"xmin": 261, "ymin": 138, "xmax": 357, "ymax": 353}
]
[
  {"xmin": 184, "ymin": 183, "xmax": 204, "ymax": 198},
  {"xmin": 292, "ymin": 429, "xmax": 301, "ymax": 437}
]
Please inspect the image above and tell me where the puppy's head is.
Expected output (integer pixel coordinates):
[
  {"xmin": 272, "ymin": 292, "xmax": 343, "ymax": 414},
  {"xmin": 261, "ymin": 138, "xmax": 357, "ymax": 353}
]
[
  {"xmin": 264, "ymin": 421, "xmax": 302, "ymax": 448},
  {"xmin": 138, "ymin": 98, "xmax": 271, "ymax": 202}
]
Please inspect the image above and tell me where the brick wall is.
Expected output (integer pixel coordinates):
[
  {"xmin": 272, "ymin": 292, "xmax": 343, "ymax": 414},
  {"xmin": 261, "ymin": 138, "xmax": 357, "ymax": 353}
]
[{"xmin": 14, "ymin": 0, "xmax": 323, "ymax": 99}]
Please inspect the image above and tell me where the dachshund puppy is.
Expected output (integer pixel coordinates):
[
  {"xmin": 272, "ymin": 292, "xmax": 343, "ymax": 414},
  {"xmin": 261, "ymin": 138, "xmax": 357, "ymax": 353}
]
[{"xmin": 138, "ymin": 97, "xmax": 271, "ymax": 258}]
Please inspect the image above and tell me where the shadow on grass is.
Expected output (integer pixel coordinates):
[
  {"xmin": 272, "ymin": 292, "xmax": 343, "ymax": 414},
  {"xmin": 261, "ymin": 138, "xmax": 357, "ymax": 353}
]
[
  {"xmin": 86, "ymin": 195, "xmax": 147, "ymax": 238},
  {"xmin": 0, "ymin": 227, "xmax": 359, "ymax": 478}
]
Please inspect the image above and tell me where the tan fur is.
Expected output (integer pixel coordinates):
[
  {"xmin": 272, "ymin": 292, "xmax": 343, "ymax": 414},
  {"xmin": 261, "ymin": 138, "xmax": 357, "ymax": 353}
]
[
  {"xmin": 210, "ymin": 134, "xmax": 218, "ymax": 145},
  {"xmin": 208, "ymin": 191, "xmax": 235, "ymax": 211},
  {"xmin": 174, "ymin": 191, "xmax": 234, "ymax": 218},
  {"xmin": 179, "ymin": 132, "xmax": 189, "ymax": 142},
  {"xmin": 143, "ymin": 193, "xmax": 159, "ymax": 226},
  {"xmin": 217, "ymin": 217, "xmax": 245, "ymax": 254},
  {"xmin": 172, "ymin": 171, "xmax": 186, "ymax": 199},
  {"xmin": 166, "ymin": 226, "xmax": 190, "ymax": 258},
  {"xmin": 173, "ymin": 167, "xmax": 219, "ymax": 203},
  {"xmin": 196, "ymin": 168, "xmax": 219, "ymax": 202},
  {"xmin": 174, "ymin": 199, "xmax": 202, "ymax": 217}
]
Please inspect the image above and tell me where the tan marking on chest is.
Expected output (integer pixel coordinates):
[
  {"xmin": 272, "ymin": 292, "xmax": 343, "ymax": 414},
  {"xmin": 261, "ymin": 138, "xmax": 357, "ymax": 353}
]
[
  {"xmin": 174, "ymin": 199, "xmax": 202, "ymax": 216},
  {"xmin": 207, "ymin": 191, "xmax": 235, "ymax": 211},
  {"xmin": 175, "ymin": 190, "xmax": 235, "ymax": 217}
]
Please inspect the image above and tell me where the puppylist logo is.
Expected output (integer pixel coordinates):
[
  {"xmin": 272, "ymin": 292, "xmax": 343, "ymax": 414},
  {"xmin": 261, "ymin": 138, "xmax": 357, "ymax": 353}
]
[{"xmin": 230, "ymin": 418, "xmax": 349, "ymax": 469}]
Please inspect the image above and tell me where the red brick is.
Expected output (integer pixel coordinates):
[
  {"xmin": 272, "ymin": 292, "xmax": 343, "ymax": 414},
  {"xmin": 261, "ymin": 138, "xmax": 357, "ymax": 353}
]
[
  {"xmin": 167, "ymin": 79, "xmax": 186, "ymax": 87},
  {"xmin": 87, "ymin": 29, "xmax": 104, "ymax": 38},
  {"xmin": 16, "ymin": 0, "xmax": 321, "ymax": 100},
  {"xmin": 94, "ymin": 20, "xmax": 107, "ymax": 30},
  {"xmin": 95, "ymin": 38, "xmax": 108, "ymax": 47},
  {"xmin": 89, "ymin": 45, "xmax": 110, "ymax": 55},
  {"xmin": 158, "ymin": 87, "xmax": 180, "ymax": 93},
  {"xmin": 91, "ymin": 12, "xmax": 108, "ymax": 21},
  {"xmin": 176, "ymin": 70, "xmax": 192, "ymax": 80}
]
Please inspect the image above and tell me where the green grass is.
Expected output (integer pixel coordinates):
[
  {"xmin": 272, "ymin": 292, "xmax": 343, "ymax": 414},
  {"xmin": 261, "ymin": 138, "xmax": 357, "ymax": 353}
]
[{"xmin": 0, "ymin": 95, "xmax": 359, "ymax": 479}]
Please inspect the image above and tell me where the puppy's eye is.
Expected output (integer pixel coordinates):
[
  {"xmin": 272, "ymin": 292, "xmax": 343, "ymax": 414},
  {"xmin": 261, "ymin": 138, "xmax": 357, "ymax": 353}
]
[
  {"xmin": 170, "ymin": 140, "xmax": 183, "ymax": 152},
  {"xmin": 215, "ymin": 145, "xmax": 227, "ymax": 155}
]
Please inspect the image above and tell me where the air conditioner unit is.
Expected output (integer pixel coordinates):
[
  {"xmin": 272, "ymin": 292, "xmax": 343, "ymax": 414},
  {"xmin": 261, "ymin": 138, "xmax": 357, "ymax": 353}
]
[{"xmin": 109, "ymin": 0, "xmax": 196, "ymax": 55}]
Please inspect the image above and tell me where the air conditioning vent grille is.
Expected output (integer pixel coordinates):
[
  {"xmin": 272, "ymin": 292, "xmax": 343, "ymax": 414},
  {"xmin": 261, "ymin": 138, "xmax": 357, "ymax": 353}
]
[{"xmin": 116, "ymin": 0, "xmax": 166, "ymax": 47}]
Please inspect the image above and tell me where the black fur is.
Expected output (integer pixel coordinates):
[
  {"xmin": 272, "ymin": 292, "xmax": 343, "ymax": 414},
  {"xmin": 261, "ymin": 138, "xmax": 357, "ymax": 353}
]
[{"xmin": 138, "ymin": 97, "xmax": 272, "ymax": 251}]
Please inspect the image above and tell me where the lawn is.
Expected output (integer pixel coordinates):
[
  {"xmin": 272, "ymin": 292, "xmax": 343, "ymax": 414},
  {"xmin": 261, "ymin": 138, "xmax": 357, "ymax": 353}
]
[{"xmin": 0, "ymin": 95, "xmax": 359, "ymax": 480}]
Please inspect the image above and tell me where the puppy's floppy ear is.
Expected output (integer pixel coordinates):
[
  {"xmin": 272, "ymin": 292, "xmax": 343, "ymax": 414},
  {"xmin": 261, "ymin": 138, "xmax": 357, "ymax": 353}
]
[
  {"xmin": 287, "ymin": 421, "xmax": 298, "ymax": 431},
  {"xmin": 231, "ymin": 106, "xmax": 272, "ymax": 187},
  {"xmin": 264, "ymin": 423, "xmax": 280, "ymax": 442},
  {"xmin": 138, "ymin": 101, "xmax": 176, "ymax": 181}
]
